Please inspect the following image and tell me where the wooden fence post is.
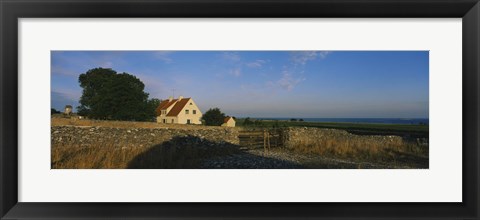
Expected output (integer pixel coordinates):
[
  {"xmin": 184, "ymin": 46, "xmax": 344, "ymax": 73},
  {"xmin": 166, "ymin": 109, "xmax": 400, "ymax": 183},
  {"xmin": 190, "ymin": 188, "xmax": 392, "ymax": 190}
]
[
  {"xmin": 267, "ymin": 130, "xmax": 271, "ymax": 152},
  {"xmin": 263, "ymin": 129, "xmax": 267, "ymax": 155}
]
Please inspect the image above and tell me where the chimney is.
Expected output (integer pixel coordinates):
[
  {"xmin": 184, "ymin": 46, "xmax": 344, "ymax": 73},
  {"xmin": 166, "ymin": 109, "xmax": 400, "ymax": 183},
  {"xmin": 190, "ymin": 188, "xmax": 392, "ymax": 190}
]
[
  {"xmin": 168, "ymin": 96, "xmax": 173, "ymax": 101},
  {"xmin": 178, "ymin": 96, "xmax": 183, "ymax": 100}
]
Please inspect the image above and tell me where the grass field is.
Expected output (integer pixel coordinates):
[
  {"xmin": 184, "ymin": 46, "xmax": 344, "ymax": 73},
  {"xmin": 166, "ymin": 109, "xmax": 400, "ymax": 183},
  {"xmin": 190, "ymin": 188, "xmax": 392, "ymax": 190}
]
[
  {"xmin": 235, "ymin": 118, "xmax": 428, "ymax": 138},
  {"xmin": 287, "ymin": 132, "xmax": 428, "ymax": 168}
]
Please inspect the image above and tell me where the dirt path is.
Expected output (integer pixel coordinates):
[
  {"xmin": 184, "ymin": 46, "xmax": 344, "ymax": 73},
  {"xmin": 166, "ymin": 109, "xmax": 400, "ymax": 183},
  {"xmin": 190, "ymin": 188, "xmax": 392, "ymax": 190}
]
[{"xmin": 200, "ymin": 148, "xmax": 399, "ymax": 169}]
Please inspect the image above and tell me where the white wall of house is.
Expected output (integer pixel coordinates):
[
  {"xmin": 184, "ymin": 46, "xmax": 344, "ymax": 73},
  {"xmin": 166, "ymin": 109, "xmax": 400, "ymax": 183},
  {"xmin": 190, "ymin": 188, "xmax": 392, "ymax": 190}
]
[
  {"xmin": 157, "ymin": 116, "xmax": 178, "ymax": 124},
  {"xmin": 166, "ymin": 116, "xmax": 177, "ymax": 124},
  {"xmin": 156, "ymin": 100, "xmax": 177, "ymax": 123},
  {"xmin": 176, "ymin": 99, "xmax": 202, "ymax": 124}
]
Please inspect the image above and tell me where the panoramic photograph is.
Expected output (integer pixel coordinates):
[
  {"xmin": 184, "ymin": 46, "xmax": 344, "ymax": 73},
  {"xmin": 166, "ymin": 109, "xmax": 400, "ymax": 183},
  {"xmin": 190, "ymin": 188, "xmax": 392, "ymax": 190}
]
[{"xmin": 51, "ymin": 51, "xmax": 429, "ymax": 169}]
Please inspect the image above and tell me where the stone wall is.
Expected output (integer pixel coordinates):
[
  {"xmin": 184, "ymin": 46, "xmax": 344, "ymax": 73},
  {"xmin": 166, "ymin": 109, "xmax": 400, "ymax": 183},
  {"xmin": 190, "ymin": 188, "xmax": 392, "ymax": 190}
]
[
  {"xmin": 52, "ymin": 125, "xmax": 239, "ymax": 148},
  {"xmin": 281, "ymin": 127, "xmax": 405, "ymax": 149},
  {"xmin": 52, "ymin": 125, "xmax": 415, "ymax": 150}
]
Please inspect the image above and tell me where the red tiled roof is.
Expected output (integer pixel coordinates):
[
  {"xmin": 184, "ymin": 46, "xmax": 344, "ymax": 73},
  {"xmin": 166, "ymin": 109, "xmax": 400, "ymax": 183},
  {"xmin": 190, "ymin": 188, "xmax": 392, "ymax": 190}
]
[
  {"xmin": 155, "ymin": 98, "xmax": 192, "ymax": 117},
  {"xmin": 166, "ymin": 98, "xmax": 191, "ymax": 117},
  {"xmin": 155, "ymin": 99, "xmax": 177, "ymax": 116},
  {"xmin": 224, "ymin": 117, "xmax": 232, "ymax": 123},
  {"xmin": 163, "ymin": 100, "xmax": 177, "ymax": 109}
]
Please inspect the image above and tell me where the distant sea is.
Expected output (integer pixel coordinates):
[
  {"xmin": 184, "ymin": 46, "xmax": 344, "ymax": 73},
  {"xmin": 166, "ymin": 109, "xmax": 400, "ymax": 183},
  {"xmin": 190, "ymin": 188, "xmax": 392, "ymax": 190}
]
[{"xmin": 253, "ymin": 118, "xmax": 429, "ymax": 125}]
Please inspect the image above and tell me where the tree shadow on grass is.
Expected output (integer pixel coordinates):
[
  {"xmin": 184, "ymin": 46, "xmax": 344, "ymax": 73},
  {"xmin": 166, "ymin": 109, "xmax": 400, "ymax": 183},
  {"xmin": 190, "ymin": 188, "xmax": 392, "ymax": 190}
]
[{"xmin": 127, "ymin": 135, "xmax": 302, "ymax": 169}]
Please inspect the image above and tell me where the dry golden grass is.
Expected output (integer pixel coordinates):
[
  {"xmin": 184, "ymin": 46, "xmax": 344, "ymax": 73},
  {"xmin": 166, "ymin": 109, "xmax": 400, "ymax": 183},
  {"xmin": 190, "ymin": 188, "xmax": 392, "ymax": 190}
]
[
  {"xmin": 51, "ymin": 136, "xmax": 241, "ymax": 169},
  {"xmin": 52, "ymin": 143, "xmax": 141, "ymax": 169},
  {"xmin": 290, "ymin": 136, "xmax": 428, "ymax": 166}
]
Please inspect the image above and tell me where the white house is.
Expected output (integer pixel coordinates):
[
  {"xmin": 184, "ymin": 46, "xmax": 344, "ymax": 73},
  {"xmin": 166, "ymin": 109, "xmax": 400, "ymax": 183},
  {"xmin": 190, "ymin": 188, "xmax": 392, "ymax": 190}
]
[
  {"xmin": 155, "ymin": 96, "xmax": 202, "ymax": 124},
  {"xmin": 221, "ymin": 116, "xmax": 236, "ymax": 127}
]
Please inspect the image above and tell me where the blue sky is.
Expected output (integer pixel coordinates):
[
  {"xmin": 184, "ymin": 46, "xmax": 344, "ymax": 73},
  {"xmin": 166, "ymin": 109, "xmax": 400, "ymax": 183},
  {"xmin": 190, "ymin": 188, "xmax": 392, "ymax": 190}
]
[{"xmin": 51, "ymin": 51, "xmax": 429, "ymax": 118}]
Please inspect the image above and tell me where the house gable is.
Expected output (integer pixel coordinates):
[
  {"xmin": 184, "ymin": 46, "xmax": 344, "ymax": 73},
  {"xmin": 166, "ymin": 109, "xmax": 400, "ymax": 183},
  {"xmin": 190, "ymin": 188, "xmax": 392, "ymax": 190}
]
[
  {"xmin": 156, "ymin": 97, "xmax": 202, "ymax": 124},
  {"xmin": 166, "ymin": 98, "xmax": 191, "ymax": 117},
  {"xmin": 155, "ymin": 99, "xmax": 178, "ymax": 116},
  {"xmin": 221, "ymin": 116, "xmax": 236, "ymax": 127}
]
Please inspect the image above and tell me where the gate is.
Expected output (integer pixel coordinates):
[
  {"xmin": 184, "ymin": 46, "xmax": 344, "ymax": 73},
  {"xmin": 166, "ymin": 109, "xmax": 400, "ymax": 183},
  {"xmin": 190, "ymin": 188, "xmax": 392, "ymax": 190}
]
[{"xmin": 238, "ymin": 128, "xmax": 283, "ymax": 154}]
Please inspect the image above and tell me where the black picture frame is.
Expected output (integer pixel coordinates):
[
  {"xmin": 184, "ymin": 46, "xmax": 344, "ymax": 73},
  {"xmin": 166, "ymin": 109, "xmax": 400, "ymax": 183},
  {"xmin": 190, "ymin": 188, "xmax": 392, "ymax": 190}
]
[{"xmin": 1, "ymin": 0, "xmax": 479, "ymax": 219}]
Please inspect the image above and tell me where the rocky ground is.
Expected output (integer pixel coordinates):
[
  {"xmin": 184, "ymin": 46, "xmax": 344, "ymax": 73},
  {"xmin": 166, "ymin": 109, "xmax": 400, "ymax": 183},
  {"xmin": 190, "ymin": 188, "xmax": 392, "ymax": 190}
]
[{"xmin": 201, "ymin": 147, "xmax": 397, "ymax": 169}]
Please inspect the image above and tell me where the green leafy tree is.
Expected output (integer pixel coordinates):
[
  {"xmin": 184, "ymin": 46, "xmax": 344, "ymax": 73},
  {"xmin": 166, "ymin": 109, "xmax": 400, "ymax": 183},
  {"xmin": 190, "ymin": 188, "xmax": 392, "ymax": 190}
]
[
  {"xmin": 51, "ymin": 108, "xmax": 61, "ymax": 115},
  {"xmin": 77, "ymin": 68, "xmax": 157, "ymax": 121},
  {"xmin": 76, "ymin": 105, "xmax": 90, "ymax": 116},
  {"xmin": 202, "ymin": 108, "xmax": 226, "ymax": 126},
  {"xmin": 145, "ymin": 98, "xmax": 162, "ymax": 121}
]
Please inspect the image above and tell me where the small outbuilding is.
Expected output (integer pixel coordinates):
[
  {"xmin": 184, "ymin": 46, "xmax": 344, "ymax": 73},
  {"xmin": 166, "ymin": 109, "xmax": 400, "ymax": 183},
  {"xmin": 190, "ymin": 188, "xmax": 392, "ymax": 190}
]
[
  {"xmin": 64, "ymin": 105, "xmax": 73, "ymax": 115},
  {"xmin": 221, "ymin": 116, "xmax": 236, "ymax": 127}
]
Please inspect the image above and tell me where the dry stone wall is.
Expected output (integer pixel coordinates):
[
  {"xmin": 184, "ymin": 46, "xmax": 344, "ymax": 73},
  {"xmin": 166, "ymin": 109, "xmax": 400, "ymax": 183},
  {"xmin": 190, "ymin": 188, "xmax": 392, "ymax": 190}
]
[
  {"xmin": 52, "ymin": 125, "xmax": 411, "ymax": 150},
  {"xmin": 281, "ymin": 127, "xmax": 405, "ymax": 149},
  {"xmin": 52, "ymin": 125, "xmax": 240, "ymax": 148}
]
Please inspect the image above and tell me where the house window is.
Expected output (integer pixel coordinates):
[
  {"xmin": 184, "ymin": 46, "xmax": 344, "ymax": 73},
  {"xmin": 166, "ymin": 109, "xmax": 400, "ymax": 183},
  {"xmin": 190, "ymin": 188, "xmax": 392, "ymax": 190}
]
[
  {"xmin": 193, "ymin": 110, "xmax": 196, "ymax": 114},
  {"xmin": 185, "ymin": 110, "xmax": 189, "ymax": 114},
  {"xmin": 190, "ymin": 103, "xmax": 192, "ymax": 105},
  {"xmin": 163, "ymin": 119, "xmax": 166, "ymax": 123},
  {"xmin": 171, "ymin": 119, "xmax": 174, "ymax": 123}
]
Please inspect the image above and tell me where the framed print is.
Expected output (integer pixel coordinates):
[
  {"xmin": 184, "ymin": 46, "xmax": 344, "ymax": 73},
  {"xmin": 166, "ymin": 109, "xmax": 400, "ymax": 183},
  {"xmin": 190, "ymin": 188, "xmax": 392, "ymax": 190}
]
[{"xmin": 1, "ymin": 0, "xmax": 479, "ymax": 219}]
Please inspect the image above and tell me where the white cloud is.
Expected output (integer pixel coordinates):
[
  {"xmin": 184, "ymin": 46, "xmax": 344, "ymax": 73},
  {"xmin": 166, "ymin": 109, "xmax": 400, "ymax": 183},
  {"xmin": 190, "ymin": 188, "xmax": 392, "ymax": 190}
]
[
  {"xmin": 291, "ymin": 51, "xmax": 317, "ymax": 65},
  {"xmin": 291, "ymin": 51, "xmax": 331, "ymax": 65},
  {"xmin": 153, "ymin": 51, "xmax": 173, "ymax": 63},
  {"xmin": 318, "ymin": 51, "xmax": 331, "ymax": 59},
  {"xmin": 219, "ymin": 52, "xmax": 244, "ymax": 77},
  {"xmin": 276, "ymin": 70, "xmax": 305, "ymax": 91},
  {"xmin": 222, "ymin": 52, "xmax": 241, "ymax": 62},
  {"xmin": 246, "ymin": 59, "xmax": 267, "ymax": 68}
]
